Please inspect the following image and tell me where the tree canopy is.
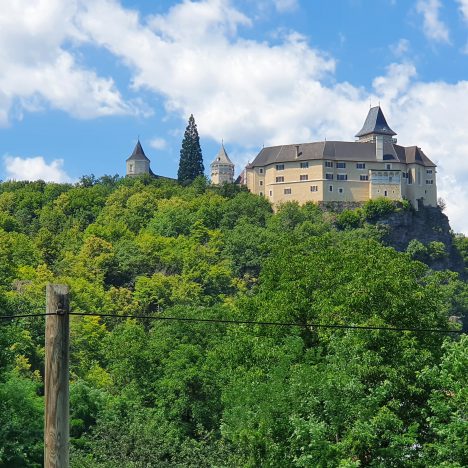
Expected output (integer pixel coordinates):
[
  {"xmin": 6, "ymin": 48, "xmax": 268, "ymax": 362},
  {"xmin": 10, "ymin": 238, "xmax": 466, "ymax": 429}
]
[{"xmin": 0, "ymin": 177, "xmax": 465, "ymax": 467}]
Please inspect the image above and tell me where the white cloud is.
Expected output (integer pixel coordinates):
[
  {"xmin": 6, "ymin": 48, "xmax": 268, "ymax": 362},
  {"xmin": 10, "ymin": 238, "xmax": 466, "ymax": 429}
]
[
  {"xmin": 390, "ymin": 38, "xmax": 410, "ymax": 57},
  {"xmin": 273, "ymin": 0, "xmax": 299, "ymax": 13},
  {"xmin": 0, "ymin": 0, "xmax": 139, "ymax": 125},
  {"xmin": 149, "ymin": 137, "xmax": 168, "ymax": 150},
  {"xmin": 457, "ymin": 0, "xmax": 468, "ymax": 21},
  {"xmin": 3, "ymin": 156, "xmax": 74, "ymax": 183},
  {"xmin": 372, "ymin": 62, "xmax": 417, "ymax": 101},
  {"xmin": 77, "ymin": 0, "xmax": 338, "ymax": 146},
  {"xmin": 416, "ymin": 0, "xmax": 450, "ymax": 43}
]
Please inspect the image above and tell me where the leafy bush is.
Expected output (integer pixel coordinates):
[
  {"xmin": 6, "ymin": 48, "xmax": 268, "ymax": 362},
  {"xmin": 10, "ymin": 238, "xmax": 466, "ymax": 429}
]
[
  {"xmin": 336, "ymin": 209, "xmax": 364, "ymax": 230},
  {"xmin": 362, "ymin": 197, "xmax": 398, "ymax": 220},
  {"xmin": 406, "ymin": 239, "xmax": 428, "ymax": 262},
  {"xmin": 428, "ymin": 241, "xmax": 448, "ymax": 261}
]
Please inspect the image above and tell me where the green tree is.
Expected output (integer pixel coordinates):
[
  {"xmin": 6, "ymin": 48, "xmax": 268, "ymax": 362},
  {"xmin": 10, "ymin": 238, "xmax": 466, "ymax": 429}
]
[
  {"xmin": 177, "ymin": 114, "xmax": 204, "ymax": 183},
  {"xmin": 420, "ymin": 336, "xmax": 468, "ymax": 467}
]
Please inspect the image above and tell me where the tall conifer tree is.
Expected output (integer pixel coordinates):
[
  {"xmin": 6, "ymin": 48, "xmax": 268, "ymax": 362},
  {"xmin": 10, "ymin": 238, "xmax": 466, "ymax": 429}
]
[{"xmin": 177, "ymin": 114, "xmax": 204, "ymax": 183}]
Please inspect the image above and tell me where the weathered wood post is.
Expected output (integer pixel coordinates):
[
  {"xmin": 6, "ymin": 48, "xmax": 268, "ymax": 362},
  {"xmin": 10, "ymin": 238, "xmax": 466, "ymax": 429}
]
[{"xmin": 44, "ymin": 284, "xmax": 70, "ymax": 468}]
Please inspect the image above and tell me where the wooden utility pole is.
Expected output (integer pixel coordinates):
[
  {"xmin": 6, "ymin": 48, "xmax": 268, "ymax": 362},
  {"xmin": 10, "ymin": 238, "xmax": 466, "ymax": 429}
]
[{"xmin": 44, "ymin": 284, "xmax": 70, "ymax": 468}]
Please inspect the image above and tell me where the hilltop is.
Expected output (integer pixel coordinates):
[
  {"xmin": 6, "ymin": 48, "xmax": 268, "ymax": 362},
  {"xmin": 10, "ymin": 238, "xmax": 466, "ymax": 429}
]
[{"xmin": 0, "ymin": 175, "xmax": 466, "ymax": 467}]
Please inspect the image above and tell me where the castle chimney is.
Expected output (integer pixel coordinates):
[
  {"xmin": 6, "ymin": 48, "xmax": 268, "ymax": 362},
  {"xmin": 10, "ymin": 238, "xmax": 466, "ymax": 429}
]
[{"xmin": 295, "ymin": 145, "xmax": 302, "ymax": 158}]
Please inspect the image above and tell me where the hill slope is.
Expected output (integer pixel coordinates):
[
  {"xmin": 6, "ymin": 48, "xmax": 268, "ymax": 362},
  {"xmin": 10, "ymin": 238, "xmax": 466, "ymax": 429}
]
[{"xmin": 0, "ymin": 176, "xmax": 466, "ymax": 467}]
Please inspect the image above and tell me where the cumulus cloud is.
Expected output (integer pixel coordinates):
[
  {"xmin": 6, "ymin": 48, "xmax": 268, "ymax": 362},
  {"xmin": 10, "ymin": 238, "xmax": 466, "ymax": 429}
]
[
  {"xmin": 77, "ymin": 0, "xmax": 339, "ymax": 146},
  {"xmin": 457, "ymin": 0, "xmax": 468, "ymax": 21},
  {"xmin": 0, "ymin": 0, "xmax": 140, "ymax": 125},
  {"xmin": 3, "ymin": 156, "xmax": 74, "ymax": 183},
  {"xmin": 416, "ymin": 0, "xmax": 450, "ymax": 43}
]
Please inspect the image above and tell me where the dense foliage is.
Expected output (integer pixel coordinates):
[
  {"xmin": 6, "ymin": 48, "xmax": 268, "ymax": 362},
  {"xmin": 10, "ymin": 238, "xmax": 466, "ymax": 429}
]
[
  {"xmin": 0, "ymin": 176, "xmax": 466, "ymax": 467},
  {"xmin": 177, "ymin": 115, "xmax": 204, "ymax": 183}
]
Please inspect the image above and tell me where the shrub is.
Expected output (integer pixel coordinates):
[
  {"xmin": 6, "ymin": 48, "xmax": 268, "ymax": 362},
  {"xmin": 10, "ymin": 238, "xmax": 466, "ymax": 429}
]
[
  {"xmin": 428, "ymin": 241, "xmax": 447, "ymax": 261},
  {"xmin": 336, "ymin": 209, "xmax": 364, "ymax": 230},
  {"xmin": 406, "ymin": 239, "xmax": 428, "ymax": 262},
  {"xmin": 362, "ymin": 198, "xmax": 397, "ymax": 220}
]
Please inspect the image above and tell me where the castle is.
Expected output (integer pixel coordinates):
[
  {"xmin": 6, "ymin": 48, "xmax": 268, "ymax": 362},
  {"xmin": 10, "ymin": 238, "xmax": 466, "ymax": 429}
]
[
  {"xmin": 126, "ymin": 106, "xmax": 437, "ymax": 210},
  {"xmin": 242, "ymin": 106, "xmax": 437, "ymax": 209}
]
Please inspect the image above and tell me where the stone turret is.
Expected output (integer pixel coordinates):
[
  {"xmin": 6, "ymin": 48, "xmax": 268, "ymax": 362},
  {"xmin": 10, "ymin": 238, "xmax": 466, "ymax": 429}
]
[
  {"xmin": 126, "ymin": 140, "xmax": 151, "ymax": 177},
  {"xmin": 210, "ymin": 143, "xmax": 234, "ymax": 184}
]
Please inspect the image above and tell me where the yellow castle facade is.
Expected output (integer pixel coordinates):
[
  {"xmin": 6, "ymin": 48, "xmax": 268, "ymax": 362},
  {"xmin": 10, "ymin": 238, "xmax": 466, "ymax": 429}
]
[{"xmin": 242, "ymin": 106, "xmax": 437, "ymax": 209}]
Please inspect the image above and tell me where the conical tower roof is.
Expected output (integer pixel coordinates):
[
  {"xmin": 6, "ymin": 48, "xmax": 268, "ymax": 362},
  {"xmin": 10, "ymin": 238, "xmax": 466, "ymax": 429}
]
[
  {"xmin": 211, "ymin": 144, "xmax": 234, "ymax": 166},
  {"xmin": 355, "ymin": 106, "xmax": 396, "ymax": 138},
  {"xmin": 126, "ymin": 140, "xmax": 150, "ymax": 162}
]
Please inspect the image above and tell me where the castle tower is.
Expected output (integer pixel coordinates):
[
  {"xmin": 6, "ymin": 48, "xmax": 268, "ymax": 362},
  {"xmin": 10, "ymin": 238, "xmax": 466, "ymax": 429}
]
[
  {"xmin": 355, "ymin": 106, "xmax": 397, "ymax": 144},
  {"xmin": 126, "ymin": 140, "xmax": 151, "ymax": 177},
  {"xmin": 210, "ymin": 143, "xmax": 235, "ymax": 184}
]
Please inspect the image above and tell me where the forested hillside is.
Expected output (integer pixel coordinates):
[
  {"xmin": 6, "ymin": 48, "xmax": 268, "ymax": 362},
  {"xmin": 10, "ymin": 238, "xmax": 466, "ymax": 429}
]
[{"xmin": 0, "ymin": 175, "xmax": 466, "ymax": 467}]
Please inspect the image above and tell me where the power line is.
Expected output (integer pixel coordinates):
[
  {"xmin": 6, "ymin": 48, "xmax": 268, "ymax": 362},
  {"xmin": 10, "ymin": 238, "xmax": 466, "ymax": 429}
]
[
  {"xmin": 0, "ymin": 313, "xmax": 56, "ymax": 320},
  {"xmin": 1, "ymin": 311, "xmax": 463, "ymax": 334}
]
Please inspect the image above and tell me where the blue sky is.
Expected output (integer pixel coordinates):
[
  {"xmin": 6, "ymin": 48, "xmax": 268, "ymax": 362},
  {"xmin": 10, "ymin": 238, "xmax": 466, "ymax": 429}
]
[{"xmin": 1, "ymin": 0, "xmax": 468, "ymax": 232}]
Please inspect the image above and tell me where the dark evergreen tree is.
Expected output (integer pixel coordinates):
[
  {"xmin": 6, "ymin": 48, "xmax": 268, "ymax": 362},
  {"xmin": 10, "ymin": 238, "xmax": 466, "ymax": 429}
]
[{"xmin": 177, "ymin": 114, "xmax": 204, "ymax": 183}]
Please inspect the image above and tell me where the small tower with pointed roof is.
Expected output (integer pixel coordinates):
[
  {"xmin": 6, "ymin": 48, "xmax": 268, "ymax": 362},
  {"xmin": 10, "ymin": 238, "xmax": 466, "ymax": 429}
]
[
  {"xmin": 210, "ymin": 143, "xmax": 235, "ymax": 184},
  {"xmin": 355, "ymin": 106, "xmax": 397, "ymax": 144},
  {"xmin": 126, "ymin": 140, "xmax": 151, "ymax": 177}
]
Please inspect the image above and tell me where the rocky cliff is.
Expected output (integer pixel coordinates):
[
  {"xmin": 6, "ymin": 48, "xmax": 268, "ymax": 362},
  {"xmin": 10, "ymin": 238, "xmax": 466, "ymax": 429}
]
[{"xmin": 376, "ymin": 206, "xmax": 465, "ymax": 275}]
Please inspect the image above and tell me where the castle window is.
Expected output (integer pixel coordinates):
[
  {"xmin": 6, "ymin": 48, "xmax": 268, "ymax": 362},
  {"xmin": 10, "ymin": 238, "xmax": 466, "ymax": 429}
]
[
  {"xmin": 426, "ymin": 180, "xmax": 434, "ymax": 185},
  {"xmin": 284, "ymin": 188, "xmax": 292, "ymax": 195},
  {"xmin": 310, "ymin": 185, "xmax": 318, "ymax": 192},
  {"xmin": 325, "ymin": 173, "xmax": 333, "ymax": 180},
  {"xmin": 336, "ymin": 162, "xmax": 346, "ymax": 168},
  {"xmin": 129, "ymin": 163, "xmax": 134, "ymax": 172},
  {"xmin": 386, "ymin": 164, "xmax": 392, "ymax": 170},
  {"xmin": 426, "ymin": 169, "xmax": 433, "ymax": 174},
  {"xmin": 356, "ymin": 163, "xmax": 366, "ymax": 169},
  {"xmin": 276, "ymin": 164, "xmax": 284, "ymax": 170},
  {"xmin": 259, "ymin": 192, "xmax": 263, "ymax": 196},
  {"xmin": 300, "ymin": 162, "xmax": 309, "ymax": 168},
  {"xmin": 269, "ymin": 190, "xmax": 272, "ymax": 196},
  {"xmin": 337, "ymin": 174, "xmax": 347, "ymax": 181},
  {"xmin": 325, "ymin": 161, "xmax": 333, "ymax": 168},
  {"xmin": 259, "ymin": 180, "xmax": 263, "ymax": 186},
  {"xmin": 384, "ymin": 190, "xmax": 388, "ymax": 196},
  {"xmin": 360, "ymin": 175, "xmax": 369, "ymax": 181},
  {"xmin": 329, "ymin": 185, "xmax": 333, "ymax": 192},
  {"xmin": 300, "ymin": 174, "xmax": 309, "ymax": 181},
  {"xmin": 338, "ymin": 188, "xmax": 344, "ymax": 194},
  {"xmin": 259, "ymin": 168, "xmax": 264, "ymax": 173},
  {"xmin": 276, "ymin": 176, "xmax": 284, "ymax": 183}
]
